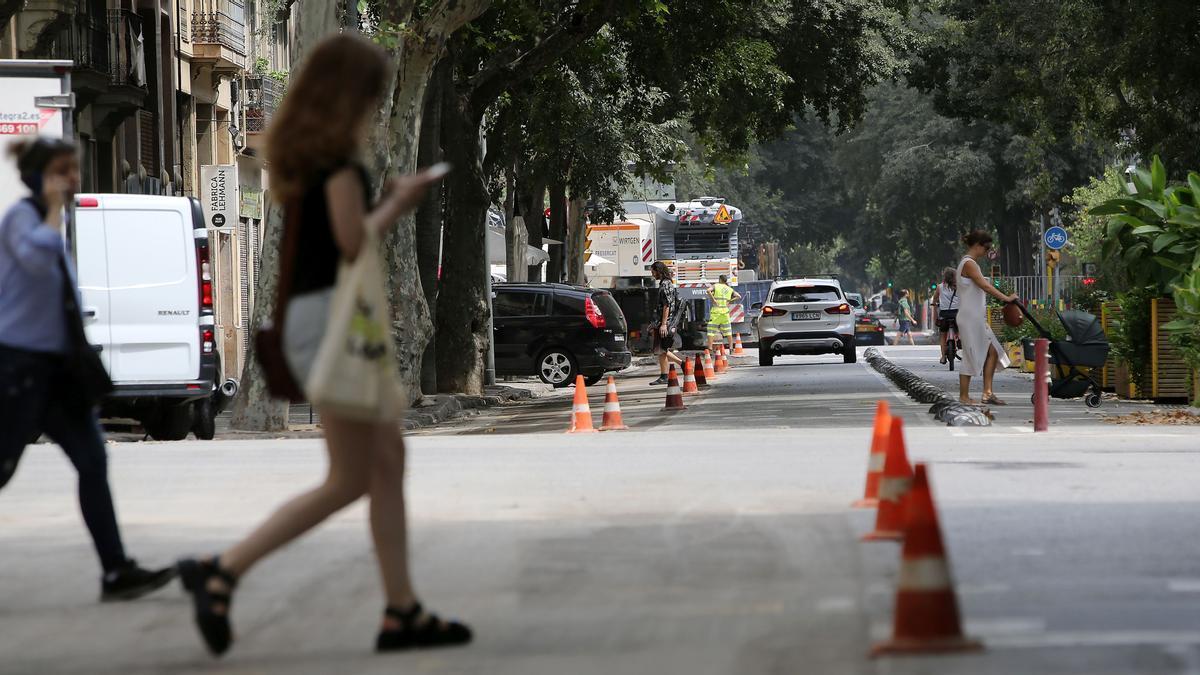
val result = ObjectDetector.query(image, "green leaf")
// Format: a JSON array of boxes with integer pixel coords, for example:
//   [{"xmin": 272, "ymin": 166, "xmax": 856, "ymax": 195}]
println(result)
[
  {"xmin": 1134, "ymin": 199, "xmax": 1169, "ymax": 219},
  {"xmin": 1162, "ymin": 318, "xmax": 1193, "ymax": 331},
  {"xmin": 1151, "ymin": 155, "xmax": 1167, "ymax": 194},
  {"xmin": 1167, "ymin": 244, "xmax": 1190, "ymax": 254},
  {"xmin": 1132, "ymin": 168, "xmax": 1154, "ymax": 195},
  {"xmin": 1153, "ymin": 255, "xmax": 1187, "ymax": 273},
  {"xmin": 1154, "ymin": 232, "xmax": 1182, "ymax": 252},
  {"xmin": 1088, "ymin": 200, "xmax": 1134, "ymax": 216},
  {"xmin": 1123, "ymin": 243, "xmax": 1148, "ymax": 262},
  {"xmin": 1131, "ymin": 224, "xmax": 1163, "ymax": 235},
  {"xmin": 1188, "ymin": 173, "xmax": 1200, "ymax": 203}
]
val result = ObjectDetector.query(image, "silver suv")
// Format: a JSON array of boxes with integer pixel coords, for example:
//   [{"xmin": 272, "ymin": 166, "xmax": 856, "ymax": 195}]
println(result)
[{"xmin": 753, "ymin": 278, "xmax": 856, "ymax": 366}]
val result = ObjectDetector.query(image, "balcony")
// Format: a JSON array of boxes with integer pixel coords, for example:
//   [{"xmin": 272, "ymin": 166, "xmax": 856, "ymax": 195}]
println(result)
[
  {"xmin": 192, "ymin": 0, "xmax": 246, "ymax": 71},
  {"xmin": 45, "ymin": 10, "xmax": 147, "ymax": 113},
  {"xmin": 244, "ymin": 74, "xmax": 284, "ymax": 134}
]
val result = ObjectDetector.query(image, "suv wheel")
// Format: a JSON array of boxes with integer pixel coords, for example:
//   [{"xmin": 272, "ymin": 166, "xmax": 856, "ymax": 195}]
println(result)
[
  {"xmin": 192, "ymin": 398, "xmax": 216, "ymax": 441},
  {"xmin": 145, "ymin": 403, "xmax": 194, "ymax": 441},
  {"xmin": 538, "ymin": 349, "xmax": 578, "ymax": 388},
  {"xmin": 759, "ymin": 346, "xmax": 774, "ymax": 366},
  {"xmin": 843, "ymin": 343, "xmax": 858, "ymax": 364}
]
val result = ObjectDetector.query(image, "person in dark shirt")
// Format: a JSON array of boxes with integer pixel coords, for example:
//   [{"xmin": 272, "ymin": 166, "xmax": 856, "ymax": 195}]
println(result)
[
  {"xmin": 649, "ymin": 261, "xmax": 685, "ymax": 385},
  {"xmin": 0, "ymin": 137, "xmax": 176, "ymax": 601},
  {"xmin": 177, "ymin": 35, "xmax": 468, "ymax": 658}
]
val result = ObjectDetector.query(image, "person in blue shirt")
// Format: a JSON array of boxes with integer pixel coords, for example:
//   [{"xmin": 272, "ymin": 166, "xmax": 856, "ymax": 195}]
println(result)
[{"xmin": 0, "ymin": 137, "xmax": 175, "ymax": 601}]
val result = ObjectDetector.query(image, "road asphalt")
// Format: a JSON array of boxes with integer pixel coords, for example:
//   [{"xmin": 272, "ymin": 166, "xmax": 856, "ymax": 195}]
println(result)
[{"xmin": 2, "ymin": 345, "xmax": 1198, "ymax": 674}]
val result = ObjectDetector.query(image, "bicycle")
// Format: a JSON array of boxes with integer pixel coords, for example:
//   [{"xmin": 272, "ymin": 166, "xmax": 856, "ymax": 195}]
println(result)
[{"xmin": 943, "ymin": 319, "xmax": 961, "ymax": 371}]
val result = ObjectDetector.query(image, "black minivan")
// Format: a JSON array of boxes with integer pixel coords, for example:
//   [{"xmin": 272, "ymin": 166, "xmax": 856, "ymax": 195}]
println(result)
[{"xmin": 492, "ymin": 283, "xmax": 632, "ymax": 387}]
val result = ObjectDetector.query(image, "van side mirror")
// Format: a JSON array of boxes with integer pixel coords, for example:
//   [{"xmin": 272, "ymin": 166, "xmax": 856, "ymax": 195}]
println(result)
[{"xmin": 751, "ymin": 302, "xmax": 763, "ymax": 310}]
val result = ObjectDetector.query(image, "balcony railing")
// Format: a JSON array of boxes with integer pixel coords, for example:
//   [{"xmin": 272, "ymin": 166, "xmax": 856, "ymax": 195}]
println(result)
[
  {"xmin": 46, "ymin": 10, "xmax": 148, "ymax": 90},
  {"xmin": 244, "ymin": 74, "xmax": 284, "ymax": 133},
  {"xmin": 192, "ymin": 0, "xmax": 246, "ymax": 56}
]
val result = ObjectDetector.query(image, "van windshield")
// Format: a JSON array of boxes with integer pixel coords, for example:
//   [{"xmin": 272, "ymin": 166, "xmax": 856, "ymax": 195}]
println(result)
[{"xmin": 771, "ymin": 285, "xmax": 841, "ymax": 303}]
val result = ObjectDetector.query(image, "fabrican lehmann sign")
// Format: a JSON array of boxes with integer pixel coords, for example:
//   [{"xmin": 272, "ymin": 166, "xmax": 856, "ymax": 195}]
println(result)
[{"xmin": 201, "ymin": 164, "xmax": 238, "ymax": 230}]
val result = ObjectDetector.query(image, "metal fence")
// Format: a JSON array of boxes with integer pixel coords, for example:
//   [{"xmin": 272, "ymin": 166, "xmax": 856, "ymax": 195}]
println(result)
[
  {"xmin": 244, "ymin": 74, "xmax": 284, "ymax": 133},
  {"xmin": 192, "ymin": 0, "xmax": 247, "ymax": 55},
  {"xmin": 999, "ymin": 275, "xmax": 1089, "ymax": 308}
]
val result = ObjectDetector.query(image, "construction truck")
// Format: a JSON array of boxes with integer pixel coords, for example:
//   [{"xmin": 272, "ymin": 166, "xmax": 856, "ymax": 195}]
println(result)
[{"xmin": 585, "ymin": 188, "xmax": 747, "ymax": 353}]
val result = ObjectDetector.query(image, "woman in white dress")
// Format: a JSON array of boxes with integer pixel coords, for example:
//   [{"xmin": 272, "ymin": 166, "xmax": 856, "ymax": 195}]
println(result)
[{"xmin": 955, "ymin": 230, "xmax": 1018, "ymax": 404}]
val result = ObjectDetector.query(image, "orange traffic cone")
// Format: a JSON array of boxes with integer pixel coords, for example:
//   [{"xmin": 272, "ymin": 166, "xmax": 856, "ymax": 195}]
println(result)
[
  {"xmin": 716, "ymin": 345, "xmax": 729, "ymax": 373},
  {"xmin": 861, "ymin": 417, "xmax": 913, "ymax": 541},
  {"xmin": 871, "ymin": 463, "xmax": 983, "ymax": 657},
  {"xmin": 853, "ymin": 401, "xmax": 892, "ymax": 508},
  {"xmin": 599, "ymin": 376, "xmax": 628, "ymax": 431},
  {"xmin": 566, "ymin": 374, "xmax": 597, "ymax": 434},
  {"xmin": 693, "ymin": 353, "xmax": 711, "ymax": 390},
  {"xmin": 703, "ymin": 349, "xmax": 718, "ymax": 381},
  {"xmin": 681, "ymin": 357, "xmax": 700, "ymax": 395},
  {"xmin": 662, "ymin": 364, "xmax": 687, "ymax": 411},
  {"xmin": 733, "ymin": 333, "xmax": 746, "ymax": 356}
]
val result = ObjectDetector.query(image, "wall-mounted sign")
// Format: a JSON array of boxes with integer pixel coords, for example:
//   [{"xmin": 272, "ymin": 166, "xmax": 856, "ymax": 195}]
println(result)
[
  {"xmin": 239, "ymin": 188, "xmax": 262, "ymax": 220},
  {"xmin": 201, "ymin": 164, "xmax": 238, "ymax": 230}
]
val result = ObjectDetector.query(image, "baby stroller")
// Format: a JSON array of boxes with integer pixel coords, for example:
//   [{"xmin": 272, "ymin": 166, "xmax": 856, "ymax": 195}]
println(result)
[{"xmin": 1016, "ymin": 303, "xmax": 1110, "ymax": 408}]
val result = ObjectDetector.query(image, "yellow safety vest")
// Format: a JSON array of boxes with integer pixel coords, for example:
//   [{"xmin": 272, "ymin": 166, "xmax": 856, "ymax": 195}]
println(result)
[{"xmin": 710, "ymin": 283, "xmax": 734, "ymax": 318}]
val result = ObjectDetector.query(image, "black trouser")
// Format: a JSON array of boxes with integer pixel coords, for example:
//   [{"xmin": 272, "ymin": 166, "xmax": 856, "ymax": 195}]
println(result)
[{"xmin": 0, "ymin": 345, "xmax": 127, "ymax": 573}]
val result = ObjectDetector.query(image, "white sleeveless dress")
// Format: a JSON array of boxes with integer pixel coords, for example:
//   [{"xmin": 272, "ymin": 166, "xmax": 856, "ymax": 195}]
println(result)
[{"xmin": 955, "ymin": 256, "xmax": 1010, "ymax": 377}]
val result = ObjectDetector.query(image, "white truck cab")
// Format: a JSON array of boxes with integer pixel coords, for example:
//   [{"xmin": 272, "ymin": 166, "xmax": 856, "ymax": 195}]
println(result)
[{"xmin": 73, "ymin": 194, "xmax": 219, "ymax": 440}]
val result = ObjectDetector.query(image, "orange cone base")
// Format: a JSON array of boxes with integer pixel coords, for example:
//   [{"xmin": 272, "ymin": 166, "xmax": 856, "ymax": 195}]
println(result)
[
  {"xmin": 861, "ymin": 528, "xmax": 904, "ymax": 542},
  {"xmin": 662, "ymin": 405, "xmax": 687, "ymax": 412},
  {"xmin": 851, "ymin": 497, "xmax": 880, "ymax": 509},
  {"xmin": 870, "ymin": 636, "xmax": 983, "ymax": 658},
  {"xmin": 567, "ymin": 426, "xmax": 599, "ymax": 434},
  {"xmin": 600, "ymin": 422, "xmax": 628, "ymax": 431}
]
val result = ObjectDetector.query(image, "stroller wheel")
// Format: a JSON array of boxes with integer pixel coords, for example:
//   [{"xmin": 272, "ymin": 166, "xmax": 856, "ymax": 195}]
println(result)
[
  {"xmin": 1031, "ymin": 394, "xmax": 1036, "ymax": 405},
  {"xmin": 1085, "ymin": 391, "xmax": 1103, "ymax": 408}
]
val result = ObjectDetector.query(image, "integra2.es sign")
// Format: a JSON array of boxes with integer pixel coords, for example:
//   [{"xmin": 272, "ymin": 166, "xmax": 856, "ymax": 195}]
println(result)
[{"xmin": 201, "ymin": 164, "xmax": 238, "ymax": 230}]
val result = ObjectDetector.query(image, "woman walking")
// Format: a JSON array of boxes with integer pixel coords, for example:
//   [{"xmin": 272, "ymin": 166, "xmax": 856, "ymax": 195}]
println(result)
[
  {"xmin": 955, "ymin": 230, "xmax": 1018, "ymax": 404},
  {"xmin": 177, "ymin": 35, "xmax": 470, "ymax": 657},
  {"xmin": 933, "ymin": 267, "xmax": 960, "ymax": 364},
  {"xmin": 649, "ymin": 261, "xmax": 685, "ymax": 385},
  {"xmin": 0, "ymin": 138, "xmax": 176, "ymax": 601}
]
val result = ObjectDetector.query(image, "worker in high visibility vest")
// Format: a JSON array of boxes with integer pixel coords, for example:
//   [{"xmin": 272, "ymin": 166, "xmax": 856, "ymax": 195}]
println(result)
[{"xmin": 706, "ymin": 274, "xmax": 742, "ymax": 353}]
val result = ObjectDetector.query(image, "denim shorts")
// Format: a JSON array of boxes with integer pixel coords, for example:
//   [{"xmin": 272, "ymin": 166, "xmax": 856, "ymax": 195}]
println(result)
[{"xmin": 898, "ymin": 319, "xmax": 912, "ymax": 334}]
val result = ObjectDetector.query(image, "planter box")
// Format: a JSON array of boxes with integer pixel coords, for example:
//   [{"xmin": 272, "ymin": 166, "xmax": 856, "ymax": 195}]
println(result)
[
  {"xmin": 1150, "ymin": 298, "xmax": 1198, "ymax": 401},
  {"xmin": 1114, "ymin": 362, "xmax": 1147, "ymax": 400},
  {"xmin": 1099, "ymin": 301, "xmax": 1121, "ymax": 391}
]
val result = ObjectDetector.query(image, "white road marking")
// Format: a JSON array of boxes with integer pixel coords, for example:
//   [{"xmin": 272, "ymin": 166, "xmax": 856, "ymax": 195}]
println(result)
[
  {"xmin": 986, "ymin": 630, "xmax": 1200, "ymax": 649},
  {"xmin": 816, "ymin": 596, "xmax": 856, "ymax": 613},
  {"xmin": 964, "ymin": 617, "xmax": 1047, "ymax": 635},
  {"xmin": 1010, "ymin": 426, "xmax": 1035, "ymax": 433},
  {"xmin": 1168, "ymin": 579, "xmax": 1200, "ymax": 593}
]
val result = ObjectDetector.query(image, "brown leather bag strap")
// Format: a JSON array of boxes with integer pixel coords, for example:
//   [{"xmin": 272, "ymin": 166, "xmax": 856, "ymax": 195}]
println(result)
[{"xmin": 272, "ymin": 198, "xmax": 300, "ymax": 325}]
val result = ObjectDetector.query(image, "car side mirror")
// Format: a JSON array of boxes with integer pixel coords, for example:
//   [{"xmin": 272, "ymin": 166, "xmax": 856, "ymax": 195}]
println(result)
[{"xmin": 751, "ymin": 302, "xmax": 763, "ymax": 310}]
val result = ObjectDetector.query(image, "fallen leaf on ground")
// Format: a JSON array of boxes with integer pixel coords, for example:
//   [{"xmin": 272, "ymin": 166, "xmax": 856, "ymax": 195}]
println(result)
[{"xmin": 1104, "ymin": 410, "xmax": 1200, "ymax": 425}]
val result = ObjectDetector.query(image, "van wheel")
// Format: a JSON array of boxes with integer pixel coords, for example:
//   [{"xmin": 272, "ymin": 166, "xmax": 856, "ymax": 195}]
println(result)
[
  {"xmin": 192, "ymin": 398, "xmax": 216, "ymax": 441},
  {"xmin": 843, "ymin": 344, "xmax": 858, "ymax": 364},
  {"xmin": 146, "ymin": 404, "xmax": 194, "ymax": 441},
  {"xmin": 538, "ymin": 349, "xmax": 578, "ymax": 388}
]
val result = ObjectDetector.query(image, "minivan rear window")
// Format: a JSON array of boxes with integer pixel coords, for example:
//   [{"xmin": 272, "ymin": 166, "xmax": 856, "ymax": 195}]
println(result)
[
  {"xmin": 494, "ymin": 291, "xmax": 548, "ymax": 317},
  {"xmin": 591, "ymin": 292, "xmax": 624, "ymax": 322},
  {"xmin": 771, "ymin": 285, "xmax": 841, "ymax": 303}
]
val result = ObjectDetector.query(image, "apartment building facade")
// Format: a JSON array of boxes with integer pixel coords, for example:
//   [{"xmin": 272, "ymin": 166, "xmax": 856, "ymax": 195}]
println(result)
[{"xmin": 2, "ymin": 0, "xmax": 292, "ymax": 381}]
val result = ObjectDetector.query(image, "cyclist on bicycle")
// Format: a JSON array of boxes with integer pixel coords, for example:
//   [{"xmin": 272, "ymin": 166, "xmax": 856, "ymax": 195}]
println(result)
[{"xmin": 933, "ymin": 267, "xmax": 960, "ymax": 364}]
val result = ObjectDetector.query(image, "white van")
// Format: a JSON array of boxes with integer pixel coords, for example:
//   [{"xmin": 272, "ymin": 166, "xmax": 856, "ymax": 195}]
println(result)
[{"xmin": 73, "ymin": 194, "xmax": 219, "ymax": 440}]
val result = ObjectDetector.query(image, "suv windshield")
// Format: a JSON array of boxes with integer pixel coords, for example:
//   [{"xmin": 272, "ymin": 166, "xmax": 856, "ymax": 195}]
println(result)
[{"xmin": 771, "ymin": 285, "xmax": 842, "ymax": 303}]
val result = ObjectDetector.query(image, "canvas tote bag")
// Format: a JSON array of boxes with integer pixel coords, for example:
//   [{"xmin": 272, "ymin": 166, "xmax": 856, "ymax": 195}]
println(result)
[{"xmin": 306, "ymin": 229, "xmax": 404, "ymax": 422}]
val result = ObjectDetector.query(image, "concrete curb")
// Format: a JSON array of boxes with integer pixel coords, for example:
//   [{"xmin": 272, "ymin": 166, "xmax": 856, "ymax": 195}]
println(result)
[{"xmin": 863, "ymin": 348, "xmax": 991, "ymax": 427}]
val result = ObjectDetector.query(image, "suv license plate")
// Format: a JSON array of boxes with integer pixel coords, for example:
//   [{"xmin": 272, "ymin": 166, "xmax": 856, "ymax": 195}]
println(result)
[
  {"xmin": 792, "ymin": 311, "xmax": 821, "ymax": 321},
  {"xmin": 614, "ymin": 334, "xmax": 625, "ymax": 342}
]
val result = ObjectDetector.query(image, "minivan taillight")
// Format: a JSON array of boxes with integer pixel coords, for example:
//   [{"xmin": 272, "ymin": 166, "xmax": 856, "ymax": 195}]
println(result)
[
  {"xmin": 825, "ymin": 303, "xmax": 851, "ymax": 315},
  {"xmin": 201, "ymin": 327, "xmax": 215, "ymax": 354},
  {"xmin": 761, "ymin": 306, "xmax": 787, "ymax": 317},
  {"xmin": 585, "ymin": 296, "xmax": 606, "ymax": 329},
  {"xmin": 197, "ymin": 240, "xmax": 213, "ymax": 312}
]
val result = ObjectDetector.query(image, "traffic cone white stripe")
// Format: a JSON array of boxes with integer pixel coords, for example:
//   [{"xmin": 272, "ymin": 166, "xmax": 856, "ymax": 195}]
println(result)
[
  {"xmin": 878, "ymin": 475, "xmax": 912, "ymax": 501},
  {"xmin": 897, "ymin": 557, "xmax": 954, "ymax": 592},
  {"xmin": 868, "ymin": 453, "xmax": 887, "ymax": 472},
  {"xmin": 604, "ymin": 403, "xmax": 621, "ymax": 413},
  {"xmin": 573, "ymin": 404, "xmax": 591, "ymax": 414}
]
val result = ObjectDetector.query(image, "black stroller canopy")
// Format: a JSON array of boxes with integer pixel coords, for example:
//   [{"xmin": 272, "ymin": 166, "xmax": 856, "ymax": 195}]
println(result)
[{"xmin": 1059, "ymin": 310, "xmax": 1107, "ymax": 345}]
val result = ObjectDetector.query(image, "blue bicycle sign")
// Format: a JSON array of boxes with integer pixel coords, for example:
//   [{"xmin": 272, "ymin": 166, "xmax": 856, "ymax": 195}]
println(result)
[{"xmin": 1044, "ymin": 226, "xmax": 1069, "ymax": 250}]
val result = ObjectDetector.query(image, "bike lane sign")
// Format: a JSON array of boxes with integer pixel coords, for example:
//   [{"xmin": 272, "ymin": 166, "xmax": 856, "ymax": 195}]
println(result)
[{"xmin": 1044, "ymin": 226, "xmax": 1069, "ymax": 250}]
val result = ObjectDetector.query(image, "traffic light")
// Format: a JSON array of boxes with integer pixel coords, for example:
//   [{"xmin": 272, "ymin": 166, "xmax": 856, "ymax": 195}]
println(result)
[
  {"xmin": 1082, "ymin": 277, "xmax": 1097, "ymax": 286},
  {"xmin": 887, "ymin": 280, "xmax": 893, "ymax": 289}
]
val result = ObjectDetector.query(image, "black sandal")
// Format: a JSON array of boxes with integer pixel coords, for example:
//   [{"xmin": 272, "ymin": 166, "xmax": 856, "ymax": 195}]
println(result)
[
  {"xmin": 178, "ymin": 556, "xmax": 237, "ymax": 657},
  {"xmin": 376, "ymin": 602, "xmax": 472, "ymax": 652}
]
